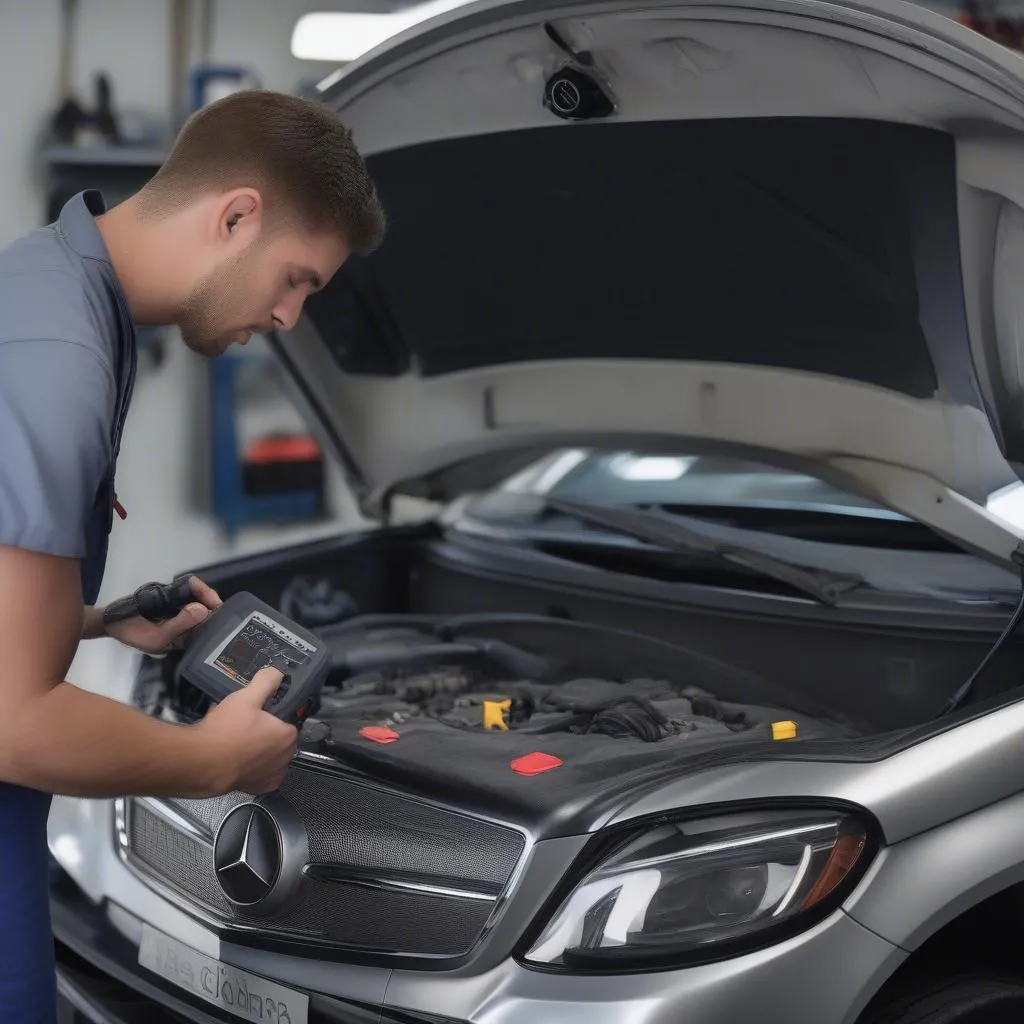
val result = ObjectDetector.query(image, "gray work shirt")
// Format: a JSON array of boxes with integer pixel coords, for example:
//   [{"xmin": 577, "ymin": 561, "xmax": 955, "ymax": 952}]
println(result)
[
  {"xmin": 0, "ymin": 190, "xmax": 137, "ymax": 1019},
  {"xmin": 0, "ymin": 189, "xmax": 137, "ymax": 604}
]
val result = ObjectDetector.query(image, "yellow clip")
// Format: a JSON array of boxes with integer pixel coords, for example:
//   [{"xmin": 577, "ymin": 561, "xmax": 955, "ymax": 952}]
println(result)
[
  {"xmin": 771, "ymin": 720, "xmax": 798, "ymax": 741},
  {"xmin": 483, "ymin": 699, "xmax": 512, "ymax": 731}
]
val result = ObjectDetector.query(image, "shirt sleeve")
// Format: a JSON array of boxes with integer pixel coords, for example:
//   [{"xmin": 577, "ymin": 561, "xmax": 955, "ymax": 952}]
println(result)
[{"xmin": 0, "ymin": 338, "xmax": 115, "ymax": 559}]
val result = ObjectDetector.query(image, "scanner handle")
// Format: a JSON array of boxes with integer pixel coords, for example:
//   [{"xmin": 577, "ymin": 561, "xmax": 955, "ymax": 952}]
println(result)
[{"xmin": 103, "ymin": 574, "xmax": 196, "ymax": 625}]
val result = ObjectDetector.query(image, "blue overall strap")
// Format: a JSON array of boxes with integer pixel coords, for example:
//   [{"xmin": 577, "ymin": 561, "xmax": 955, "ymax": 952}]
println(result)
[
  {"xmin": 0, "ymin": 783, "xmax": 55, "ymax": 1022},
  {"xmin": 81, "ymin": 224, "xmax": 138, "ymax": 607}
]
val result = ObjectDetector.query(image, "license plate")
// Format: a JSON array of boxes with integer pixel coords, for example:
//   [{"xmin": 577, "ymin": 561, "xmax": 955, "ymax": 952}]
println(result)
[{"xmin": 138, "ymin": 923, "xmax": 309, "ymax": 1024}]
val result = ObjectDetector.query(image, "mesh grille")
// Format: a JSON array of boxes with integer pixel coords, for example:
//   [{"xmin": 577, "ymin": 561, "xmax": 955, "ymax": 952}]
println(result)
[
  {"xmin": 283, "ymin": 879, "xmax": 492, "ymax": 954},
  {"xmin": 124, "ymin": 763, "xmax": 526, "ymax": 957},
  {"xmin": 170, "ymin": 792, "xmax": 250, "ymax": 835},
  {"xmin": 277, "ymin": 770, "xmax": 520, "ymax": 888},
  {"xmin": 128, "ymin": 804, "xmax": 230, "ymax": 914}
]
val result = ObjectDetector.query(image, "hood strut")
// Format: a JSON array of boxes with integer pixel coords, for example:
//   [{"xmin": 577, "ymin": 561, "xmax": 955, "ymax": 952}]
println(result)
[{"xmin": 940, "ymin": 546, "xmax": 1024, "ymax": 717}]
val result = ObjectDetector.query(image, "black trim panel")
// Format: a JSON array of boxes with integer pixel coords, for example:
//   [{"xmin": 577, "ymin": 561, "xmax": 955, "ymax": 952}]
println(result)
[{"xmin": 310, "ymin": 119, "xmax": 953, "ymax": 402}]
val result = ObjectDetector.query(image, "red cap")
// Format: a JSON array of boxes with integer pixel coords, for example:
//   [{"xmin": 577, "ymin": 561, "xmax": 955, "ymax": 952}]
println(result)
[
  {"xmin": 359, "ymin": 726, "xmax": 400, "ymax": 744},
  {"xmin": 511, "ymin": 752, "xmax": 563, "ymax": 776}
]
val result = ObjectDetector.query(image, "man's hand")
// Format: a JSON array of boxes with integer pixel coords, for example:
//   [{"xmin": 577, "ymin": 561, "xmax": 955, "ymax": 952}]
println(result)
[
  {"xmin": 0, "ymin": 543, "xmax": 297, "ymax": 799},
  {"xmin": 92, "ymin": 575, "xmax": 223, "ymax": 654},
  {"xmin": 195, "ymin": 667, "xmax": 299, "ymax": 794}
]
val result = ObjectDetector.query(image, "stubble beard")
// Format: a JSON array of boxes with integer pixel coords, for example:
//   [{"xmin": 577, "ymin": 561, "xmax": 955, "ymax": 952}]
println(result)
[{"xmin": 178, "ymin": 248, "xmax": 258, "ymax": 357}]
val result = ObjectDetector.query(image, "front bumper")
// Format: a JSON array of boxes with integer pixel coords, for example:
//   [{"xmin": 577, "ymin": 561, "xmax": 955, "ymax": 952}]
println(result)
[
  {"xmin": 50, "ymin": 866, "xmax": 906, "ymax": 1024},
  {"xmin": 50, "ymin": 874, "xmax": 390, "ymax": 1024}
]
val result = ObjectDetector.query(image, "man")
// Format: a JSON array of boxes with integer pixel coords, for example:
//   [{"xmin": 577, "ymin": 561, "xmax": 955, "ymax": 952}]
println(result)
[{"xmin": 0, "ymin": 90, "xmax": 385, "ymax": 1020}]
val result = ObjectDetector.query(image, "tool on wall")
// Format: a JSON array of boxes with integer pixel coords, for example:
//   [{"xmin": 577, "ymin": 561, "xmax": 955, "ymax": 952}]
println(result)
[
  {"xmin": 51, "ymin": 0, "xmax": 87, "ymax": 143},
  {"xmin": 50, "ymin": 0, "xmax": 122, "ymax": 146},
  {"xmin": 170, "ymin": 0, "xmax": 191, "ymax": 128}
]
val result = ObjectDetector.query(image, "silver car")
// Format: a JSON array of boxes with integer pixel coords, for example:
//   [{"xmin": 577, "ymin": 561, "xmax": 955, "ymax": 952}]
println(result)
[{"xmin": 48, "ymin": 1, "xmax": 1024, "ymax": 1022}]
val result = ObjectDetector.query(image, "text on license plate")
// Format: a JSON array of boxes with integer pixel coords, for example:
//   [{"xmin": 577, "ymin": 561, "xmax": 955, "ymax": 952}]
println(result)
[{"xmin": 138, "ymin": 923, "xmax": 309, "ymax": 1024}]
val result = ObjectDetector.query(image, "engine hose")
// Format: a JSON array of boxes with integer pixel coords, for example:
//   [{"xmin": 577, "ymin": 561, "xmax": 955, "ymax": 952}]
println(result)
[
  {"xmin": 333, "ymin": 638, "xmax": 553, "ymax": 682},
  {"xmin": 325, "ymin": 614, "xmax": 443, "ymax": 636},
  {"xmin": 453, "ymin": 636, "xmax": 554, "ymax": 681},
  {"xmin": 433, "ymin": 612, "xmax": 565, "ymax": 639}
]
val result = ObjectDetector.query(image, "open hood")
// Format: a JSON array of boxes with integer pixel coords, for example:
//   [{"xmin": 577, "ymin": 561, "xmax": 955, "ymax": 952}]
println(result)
[{"xmin": 275, "ymin": 0, "xmax": 1024, "ymax": 565}]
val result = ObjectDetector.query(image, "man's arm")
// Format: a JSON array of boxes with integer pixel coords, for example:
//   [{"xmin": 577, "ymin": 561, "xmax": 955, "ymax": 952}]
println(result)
[
  {"xmin": 0, "ymin": 544, "xmax": 216, "ymax": 797},
  {"xmin": 81, "ymin": 605, "xmax": 106, "ymax": 640},
  {"xmin": 0, "ymin": 543, "xmax": 297, "ymax": 799},
  {"xmin": 0, "ymin": 339, "xmax": 297, "ymax": 799}
]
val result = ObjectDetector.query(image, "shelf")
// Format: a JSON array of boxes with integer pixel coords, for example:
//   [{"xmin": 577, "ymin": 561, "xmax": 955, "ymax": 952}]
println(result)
[
  {"xmin": 43, "ymin": 145, "xmax": 168, "ymax": 168},
  {"xmin": 41, "ymin": 143, "xmax": 169, "ymax": 222},
  {"xmin": 208, "ymin": 352, "xmax": 326, "ymax": 537}
]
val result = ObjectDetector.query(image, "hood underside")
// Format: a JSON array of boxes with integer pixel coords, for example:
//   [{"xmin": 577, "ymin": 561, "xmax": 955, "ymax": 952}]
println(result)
[{"xmin": 274, "ymin": 0, "xmax": 1024, "ymax": 565}]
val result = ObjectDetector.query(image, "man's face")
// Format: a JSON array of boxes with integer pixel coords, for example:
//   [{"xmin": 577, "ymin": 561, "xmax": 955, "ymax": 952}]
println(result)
[{"xmin": 178, "ymin": 227, "xmax": 348, "ymax": 357}]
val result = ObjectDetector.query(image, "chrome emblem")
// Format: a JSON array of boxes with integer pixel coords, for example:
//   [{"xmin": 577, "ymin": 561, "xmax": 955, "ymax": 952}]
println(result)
[{"xmin": 213, "ymin": 795, "xmax": 307, "ymax": 915}]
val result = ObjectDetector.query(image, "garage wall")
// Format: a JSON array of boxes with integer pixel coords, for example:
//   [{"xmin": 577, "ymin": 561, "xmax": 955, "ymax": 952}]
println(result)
[{"xmin": 0, "ymin": 0, "xmax": 349, "ymax": 246}]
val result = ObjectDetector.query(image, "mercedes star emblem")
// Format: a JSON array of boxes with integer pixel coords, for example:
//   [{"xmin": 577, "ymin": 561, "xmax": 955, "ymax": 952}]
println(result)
[
  {"xmin": 213, "ymin": 796, "xmax": 308, "ymax": 914},
  {"xmin": 214, "ymin": 803, "xmax": 280, "ymax": 905}
]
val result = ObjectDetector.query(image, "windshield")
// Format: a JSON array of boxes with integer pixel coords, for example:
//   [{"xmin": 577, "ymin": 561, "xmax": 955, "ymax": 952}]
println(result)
[
  {"xmin": 465, "ymin": 447, "xmax": 1024, "ymax": 551},
  {"xmin": 454, "ymin": 448, "xmax": 1024, "ymax": 599},
  {"xmin": 494, "ymin": 449, "xmax": 899, "ymax": 518},
  {"xmin": 489, "ymin": 449, "xmax": 1024, "ymax": 523}
]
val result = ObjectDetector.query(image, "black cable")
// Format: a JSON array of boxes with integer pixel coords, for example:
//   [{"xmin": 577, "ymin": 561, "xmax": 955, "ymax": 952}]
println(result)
[
  {"xmin": 939, "ymin": 551, "xmax": 1024, "ymax": 718},
  {"xmin": 553, "ymin": 695, "xmax": 673, "ymax": 741},
  {"xmin": 586, "ymin": 701, "xmax": 667, "ymax": 742}
]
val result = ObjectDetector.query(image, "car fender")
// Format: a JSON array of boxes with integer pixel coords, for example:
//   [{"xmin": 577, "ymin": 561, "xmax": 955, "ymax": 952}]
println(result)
[{"xmin": 842, "ymin": 786, "xmax": 1024, "ymax": 952}]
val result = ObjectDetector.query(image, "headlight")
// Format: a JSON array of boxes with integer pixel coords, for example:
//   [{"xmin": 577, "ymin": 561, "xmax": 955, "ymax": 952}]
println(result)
[{"xmin": 522, "ymin": 807, "xmax": 875, "ymax": 971}]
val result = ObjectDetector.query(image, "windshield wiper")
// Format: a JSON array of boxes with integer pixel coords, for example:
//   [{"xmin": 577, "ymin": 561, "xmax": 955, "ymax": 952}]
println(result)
[{"xmin": 541, "ymin": 498, "xmax": 864, "ymax": 607}]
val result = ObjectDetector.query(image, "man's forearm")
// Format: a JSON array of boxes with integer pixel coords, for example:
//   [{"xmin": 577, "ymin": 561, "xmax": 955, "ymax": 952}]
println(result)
[
  {"xmin": 0, "ymin": 682, "xmax": 225, "ymax": 799},
  {"xmin": 81, "ymin": 605, "xmax": 106, "ymax": 640}
]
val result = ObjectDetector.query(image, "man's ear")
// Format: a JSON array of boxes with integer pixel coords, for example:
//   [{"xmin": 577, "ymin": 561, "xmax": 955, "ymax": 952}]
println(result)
[{"xmin": 217, "ymin": 189, "xmax": 262, "ymax": 242}]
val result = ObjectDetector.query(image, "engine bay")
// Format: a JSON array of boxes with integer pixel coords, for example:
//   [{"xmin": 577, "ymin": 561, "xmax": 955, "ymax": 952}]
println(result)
[
  {"xmin": 146, "ymin": 606, "xmax": 863, "ymax": 815},
  {"xmin": 308, "ymin": 613, "xmax": 855, "ymax": 743},
  {"xmin": 123, "ymin": 515, "xmax": 1024, "ymax": 821}
]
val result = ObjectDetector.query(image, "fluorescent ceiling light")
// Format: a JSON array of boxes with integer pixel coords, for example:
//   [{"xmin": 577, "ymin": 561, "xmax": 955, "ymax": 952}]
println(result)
[{"xmin": 292, "ymin": 2, "xmax": 470, "ymax": 63}]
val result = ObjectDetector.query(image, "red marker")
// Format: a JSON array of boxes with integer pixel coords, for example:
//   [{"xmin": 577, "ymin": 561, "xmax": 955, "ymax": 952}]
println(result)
[
  {"xmin": 360, "ymin": 725, "xmax": 400, "ymax": 744},
  {"xmin": 511, "ymin": 752, "xmax": 563, "ymax": 776}
]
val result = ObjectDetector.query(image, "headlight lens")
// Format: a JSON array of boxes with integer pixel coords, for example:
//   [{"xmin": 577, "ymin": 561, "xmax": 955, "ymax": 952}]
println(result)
[{"xmin": 523, "ymin": 808, "xmax": 873, "ymax": 970}]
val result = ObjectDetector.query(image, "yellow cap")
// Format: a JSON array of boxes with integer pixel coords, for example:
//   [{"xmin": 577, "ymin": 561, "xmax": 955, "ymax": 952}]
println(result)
[
  {"xmin": 483, "ymin": 700, "xmax": 512, "ymax": 731},
  {"xmin": 771, "ymin": 720, "xmax": 798, "ymax": 740}
]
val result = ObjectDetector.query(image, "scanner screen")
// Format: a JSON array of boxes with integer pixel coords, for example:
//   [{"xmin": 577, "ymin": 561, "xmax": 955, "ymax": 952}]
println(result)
[{"xmin": 209, "ymin": 611, "xmax": 314, "ymax": 685}]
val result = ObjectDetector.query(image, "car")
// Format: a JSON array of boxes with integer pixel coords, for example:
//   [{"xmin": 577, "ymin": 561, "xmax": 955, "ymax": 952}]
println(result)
[{"xmin": 46, "ymin": 0, "xmax": 1024, "ymax": 1021}]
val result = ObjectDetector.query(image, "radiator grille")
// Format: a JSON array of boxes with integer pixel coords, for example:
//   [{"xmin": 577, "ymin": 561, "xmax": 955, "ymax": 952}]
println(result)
[
  {"xmin": 128, "ymin": 804, "xmax": 230, "ymax": 914},
  {"xmin": 121, "ymin": 762, "xmax": 526, "ymax": 957}
]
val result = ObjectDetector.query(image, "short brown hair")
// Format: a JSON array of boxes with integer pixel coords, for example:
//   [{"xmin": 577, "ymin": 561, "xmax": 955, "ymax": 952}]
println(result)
[{"xmin": 138, "ymin": 90, "xmax": 385, "ymax": 253}]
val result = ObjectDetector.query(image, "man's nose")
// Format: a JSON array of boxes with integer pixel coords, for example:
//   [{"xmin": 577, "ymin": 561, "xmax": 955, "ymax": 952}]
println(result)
[{"xmin": 272, "ymin": 295, "xmax": 306, "ymax": 333}]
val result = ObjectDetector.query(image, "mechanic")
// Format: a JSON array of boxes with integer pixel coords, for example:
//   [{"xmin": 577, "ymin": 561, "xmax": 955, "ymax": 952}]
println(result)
[{"xmin": 0, "ymin": 90, "xmax": 385, "ymax": 1022}]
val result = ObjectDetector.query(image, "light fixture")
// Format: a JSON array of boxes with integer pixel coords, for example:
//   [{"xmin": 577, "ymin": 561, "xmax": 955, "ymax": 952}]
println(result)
[{"xmin": 291, "ymin": 1, "xmax": 471, "ymax": 64}]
